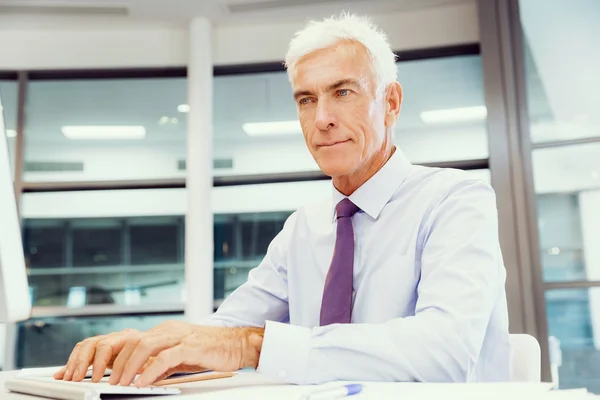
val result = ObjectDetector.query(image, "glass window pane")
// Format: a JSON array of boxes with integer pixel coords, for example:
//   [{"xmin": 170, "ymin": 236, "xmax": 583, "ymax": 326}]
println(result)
[
  {"xmin": 545, "ymin": 289, "xmax": 600, "ymax": 393},
  {"xmin": 0, "ymin": 80, "xmax": 19, "ymax": 178},
  {"xmin": 521, "ymin": 0, "xmax": 600, "ymax": 143},
  {"xmin": 72, "ymin": 220, "xmax": 123, "ymax": 267},
  {"xmin": 240, "ymin": 212, "xmax": 289, "ymax": 259},
  {"xmin": 533, "ymin": 143, "xmax": 600, "ymax": 282},
  {"xmin": 213, "ymin": 55, "xmax": 488, "ymax": 176},
  {"xmin": 214, "ymin": 215, "xmax": 236, "ymax": 261},
  {"xmin": 130, "ymin": 217, "xmax": 181, "ymax": 265},
  {"xmin": 21, "ymin": 189, "xmax": 186, "ymax": 308},
  {"xmin": 23, "ymin": 78, "xmax": 187, "ymax": 182},
  {"xmin": 23, "ymin": 220, "xmax": 67, "ymax": 269},
  {"xmin": 395, "ymin": 55, "xmax": 488, "ymax": 163},
  {"xmin": 15, "ymin": 314, "xmax": 183, "ymax": 368}
]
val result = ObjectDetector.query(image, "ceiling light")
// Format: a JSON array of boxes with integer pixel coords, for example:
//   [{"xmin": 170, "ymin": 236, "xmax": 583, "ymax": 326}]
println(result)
[
  {"xmin": 159, "ymin": 116, "xmax": 170, "ymax": 126},
  {"xmin": 6, "ymin": 129, "xmax": 17, "ymax": 138},
  {"xmin": 61, "ymin": 126, "xmax": 146, "ymax": 140},
  {"xmin": 420, "ymin": 106, "xmax": 487, "ymax": 124},
  {"xmin": 170, "ymin": 117, "xmax": 179, "ymax": 124},
  {"xmin": 177, "ymin": 104, "xmax": 190, "ymax": 113},
  {"xmin": 242, "ymin": 120, "xmax": 302, "ymax": 137},
  {"xmin": 548, "ymin": 247, "xmax": 561, "ymax": 256}
]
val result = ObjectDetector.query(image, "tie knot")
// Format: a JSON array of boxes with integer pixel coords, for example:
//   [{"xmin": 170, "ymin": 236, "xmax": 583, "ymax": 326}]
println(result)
[{"xmin": 336, "ymin": 198, "xmax": 360, "ymax": 219}]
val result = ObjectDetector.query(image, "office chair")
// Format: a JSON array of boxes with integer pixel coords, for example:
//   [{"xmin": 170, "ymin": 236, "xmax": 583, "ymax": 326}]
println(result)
[{"xmin": 510, "ymin": 333, "xmax": 541, "ymax": 382}]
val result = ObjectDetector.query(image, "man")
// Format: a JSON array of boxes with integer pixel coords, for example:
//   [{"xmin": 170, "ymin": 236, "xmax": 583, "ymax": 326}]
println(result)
[{"xmin": 55, "ymin": 13, "xmax": 511, "ymax": 386}]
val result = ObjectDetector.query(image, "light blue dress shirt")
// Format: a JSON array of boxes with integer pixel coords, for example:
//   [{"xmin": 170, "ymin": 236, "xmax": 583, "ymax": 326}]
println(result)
[{"xmin": 203, "ymin": 148, "xmax": 512, "ymax": 384}]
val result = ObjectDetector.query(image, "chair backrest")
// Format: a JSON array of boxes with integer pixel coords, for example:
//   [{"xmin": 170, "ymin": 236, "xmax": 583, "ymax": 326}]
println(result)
[{"xmin": 510, "ymin": 334, "xmax": 541, "ymax": 382}]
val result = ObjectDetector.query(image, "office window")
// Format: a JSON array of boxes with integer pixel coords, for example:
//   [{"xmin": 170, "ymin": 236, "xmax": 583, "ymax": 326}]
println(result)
[
  {"xmin": 214, "ymin": 215, "xmax": 236, "ymax": 261},
  {"xmin": 212, "ymin": 55, "xmax": 488, "ymax": 176},
  {"xmin": 533, "ymin": 143, "xmax": 600, "ymax": 284},
  {"xmin": 545, "ymin": 289, "xmax": 600, "ymax": 393},
  {"xmin": 21, "ymin": 189, "xmax": 186, "ymax": 308},
  {"xmin": 0, "ymin": 80, "xmax": 18, "ymax": 178},
  {"xmin": 240, "ymin": 213, "xmax": 289, "ymax": 259},
  {"xmin": 130, "ymin": 217, "xmax": 181, "ymax": 265},
  {"xmin": 16, "ymin": 313, "xmax": 184, "ymax": 368},
  {"xmin": 22, "ymin": 78, "xmax": 187, "ymax": 182},
  {"xmin": 72, "ymin": 219, "xmax": 123, "ymax": 267},
  {"xmin": 520, "ymin": 0, "xmax": 600, "ymax": 392},
  {"xmin": 521, "ymin": 0, "xmax": 600, "ymax": 144},
  {"xmin": 22, "ymin": 220, "xmax": 67, "ymax": 269}
]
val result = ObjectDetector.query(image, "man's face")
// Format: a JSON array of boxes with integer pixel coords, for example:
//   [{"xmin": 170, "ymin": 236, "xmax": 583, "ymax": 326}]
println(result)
[{"xmin": 292, "ymin": 41, "xmax": 392, "ymax": 178}]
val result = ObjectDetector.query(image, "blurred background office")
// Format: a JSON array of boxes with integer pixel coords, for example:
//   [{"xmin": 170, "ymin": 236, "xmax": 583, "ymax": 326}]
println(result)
[{"xmin": 0, "ymin": 0, "xmax": 599, "ymax": 393}]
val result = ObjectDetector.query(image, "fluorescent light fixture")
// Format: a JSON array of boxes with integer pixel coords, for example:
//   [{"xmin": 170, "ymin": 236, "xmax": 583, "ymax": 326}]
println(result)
[
  {"xmin": 242, "ymin": 120, "xmax": 302, "ymax": 137},
  {"xmin": 6, "ymin": 129, "xmax": 17, "ymax": 138},
  {"xmin": 420, "ymin": 106, "xmax": 487, "ymax": 124},
  {"xmin": 61, "ymin": 126, "xmax": 146, "ymax": 140},
  {"xmin": 177, "ymin": 104, "xmax": 190, "ymax": 113}
]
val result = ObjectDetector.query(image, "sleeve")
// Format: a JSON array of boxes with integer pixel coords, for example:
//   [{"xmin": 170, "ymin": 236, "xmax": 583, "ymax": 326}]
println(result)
[
  {"xmin": 196, "ymin": 212, "xmax": 297, "ymax": 328},
  {"xmin": 257, "ymin": 180, "xmax": 505, "ymax": 384}
]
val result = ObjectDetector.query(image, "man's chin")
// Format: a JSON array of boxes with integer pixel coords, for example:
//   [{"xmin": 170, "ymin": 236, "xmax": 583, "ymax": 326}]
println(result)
[{"xmin": 317, "ymin": 163, "xmax": 356, "ymax": 178}]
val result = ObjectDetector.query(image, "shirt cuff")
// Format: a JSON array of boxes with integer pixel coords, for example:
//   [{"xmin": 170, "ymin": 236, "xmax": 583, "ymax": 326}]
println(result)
[{"xmin": 257, "ymin": 321, "xmax": 311, "ymax": 384}]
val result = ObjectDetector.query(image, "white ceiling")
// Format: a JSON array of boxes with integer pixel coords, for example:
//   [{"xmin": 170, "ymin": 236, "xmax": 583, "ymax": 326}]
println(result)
[{"xmin": 0, "ymin": 0, "xmax": 471, "ymax": 23}]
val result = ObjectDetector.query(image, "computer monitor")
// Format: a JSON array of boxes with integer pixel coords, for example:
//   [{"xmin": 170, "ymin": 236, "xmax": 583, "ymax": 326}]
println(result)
[{"xmin": 0, "ymin": 90, "xmax": 31, "ymax": 322}]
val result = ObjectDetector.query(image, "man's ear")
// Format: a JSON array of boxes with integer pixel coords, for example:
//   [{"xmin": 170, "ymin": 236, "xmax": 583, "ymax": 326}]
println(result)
[{"xmin": 384, "ymin": 82, "xmax": 402, "ymax": 129}]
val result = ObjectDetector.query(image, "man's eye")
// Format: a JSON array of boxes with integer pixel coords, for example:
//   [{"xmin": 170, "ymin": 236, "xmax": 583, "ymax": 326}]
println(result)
[
  {"xmin": 338, "ymin": 89, "xmax": 350, "ymax": 97},
  {"xmin": 299, "ymin": 98, "xmax": 312, "ymax": 105}
]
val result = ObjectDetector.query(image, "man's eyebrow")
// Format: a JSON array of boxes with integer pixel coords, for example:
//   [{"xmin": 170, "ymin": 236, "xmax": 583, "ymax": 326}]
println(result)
[
  {"xmin": 293, "ymin": 79, "xmax": 362, "ymax": 100},
  {"xmin": 326, "ymin": 79, "xmax": 361, "ymax": 92},
  {"xmin": 293, "ymin": 89, "xmax": 314, "ymax": 100}
]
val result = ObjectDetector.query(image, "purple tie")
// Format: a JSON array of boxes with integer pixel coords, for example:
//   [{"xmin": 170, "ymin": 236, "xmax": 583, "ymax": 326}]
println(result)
[{"xmin": 320, "ymin": 198, "xmax": 361, "ymax": 326}]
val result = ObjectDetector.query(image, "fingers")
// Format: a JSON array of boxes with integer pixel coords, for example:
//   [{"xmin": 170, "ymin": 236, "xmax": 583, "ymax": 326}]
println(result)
[
  {"xmin": 91, "ymin": 340, "xmax": 116, "ymax": 383},
  {"xmin": 72, "ymin": 340, "xmax": 98, "ymax": 381},
  {"xmin": 53, "ymin": 366, "xmax": 66, "ymax": 380},
  {"xmin": 58, "ymin": 330, "xmax": 137, "ymax": 383},
  {"xmin": 91, "ymin": 332, "xmax": 134, "ymax": 382},
  {"xmin": 62, "ymin": 342, "xmax": 83, "ymax": 381},
  {"xmin": 109, "ymin": 338, "xmax": 140, "ymax": 385},
  {"xmin": 117, "ymin": 335, "xmax": 180, "ymax": 386},
  {"xmin": 135, "ymin": 345, "xmax": 185, "ymax": 387}
]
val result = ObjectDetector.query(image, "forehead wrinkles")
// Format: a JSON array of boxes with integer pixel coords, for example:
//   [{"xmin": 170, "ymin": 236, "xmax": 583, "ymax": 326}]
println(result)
[{"xmin": 292, "ymin": 41, "xmax": 377, "ymax": 91}]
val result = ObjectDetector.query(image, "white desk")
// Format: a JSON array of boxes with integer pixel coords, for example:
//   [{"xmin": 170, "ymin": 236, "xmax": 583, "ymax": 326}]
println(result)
[
  {"xmin": 0, "ymin": 369, "xmax": 302, "ymax": 400},
  {"xmin": 0, "ymin": 369, "xmax": 567, "ymax": 400}
]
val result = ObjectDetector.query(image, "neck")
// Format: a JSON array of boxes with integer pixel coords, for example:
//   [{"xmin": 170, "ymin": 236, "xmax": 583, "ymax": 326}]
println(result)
[{"xmin": 333, "ymin": 144, "xmax": 396, "ymax": 196}]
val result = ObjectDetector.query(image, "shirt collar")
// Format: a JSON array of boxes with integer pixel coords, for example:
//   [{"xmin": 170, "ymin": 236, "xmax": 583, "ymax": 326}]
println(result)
[{"xmin": 331, "ymin": 147, "xmax": 412, "ymax": 221}]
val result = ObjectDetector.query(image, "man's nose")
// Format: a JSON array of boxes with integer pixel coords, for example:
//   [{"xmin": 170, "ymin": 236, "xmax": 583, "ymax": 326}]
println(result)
[{"xmin": 315, "ymin": 100, "xmax": 337, "ymax": 131}]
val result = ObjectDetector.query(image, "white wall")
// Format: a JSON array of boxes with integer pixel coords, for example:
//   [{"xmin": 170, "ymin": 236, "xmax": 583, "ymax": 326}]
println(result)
[{"xmin": 0, "ymin": 2, "xmax": 479, "ymax": 70}]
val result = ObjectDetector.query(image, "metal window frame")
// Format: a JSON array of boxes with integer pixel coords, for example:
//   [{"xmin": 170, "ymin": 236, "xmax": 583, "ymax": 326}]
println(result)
[{"xmin": 478, "ymin": 0, "xmax": 544, "ymax": 347}]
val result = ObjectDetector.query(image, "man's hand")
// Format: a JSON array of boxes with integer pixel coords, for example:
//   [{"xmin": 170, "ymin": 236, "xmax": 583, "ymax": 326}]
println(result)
[{"xmin": 52, "ymin": 320, "xmax": 264, "ymax": 387}]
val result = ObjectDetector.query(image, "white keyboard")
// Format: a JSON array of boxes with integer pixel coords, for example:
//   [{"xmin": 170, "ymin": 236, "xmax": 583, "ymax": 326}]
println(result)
[{"xmin": 5, "ymin": 376, "xmax": 181, "ymax": 399}]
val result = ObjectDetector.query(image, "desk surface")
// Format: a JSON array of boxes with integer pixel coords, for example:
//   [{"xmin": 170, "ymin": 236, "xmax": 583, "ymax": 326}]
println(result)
[
  {"xmin": 0, "ymin": 368, "xmax": 562, "ymax": 400},
  {"xmin": 0, "ymin": 369, "xmax": 300, "ymax": 400}
]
